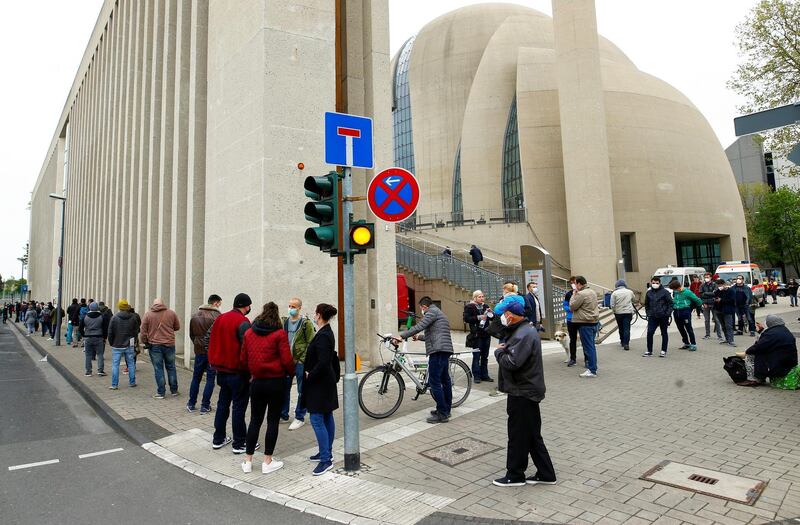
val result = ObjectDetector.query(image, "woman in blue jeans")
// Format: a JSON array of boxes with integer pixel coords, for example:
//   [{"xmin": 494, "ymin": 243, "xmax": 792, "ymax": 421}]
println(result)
[{"xmin": 302, "ymin": 303, "xmax": 339, "ymax": 476}]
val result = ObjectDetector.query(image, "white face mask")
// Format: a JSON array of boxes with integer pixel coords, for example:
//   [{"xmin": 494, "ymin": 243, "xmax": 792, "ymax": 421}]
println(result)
[
  {"xmin": 651, "ymin": 283, "xmax": 661, "ymax": 289},
  {"xmin": 704, "ymin": 278, "xmax": 711, "ymax": 283},
  {"xmin": 500, "ymin": 313, "xmax": 509, "ymax": 326},
  {"xmin": 570, "ymin": 283, "xmax": 577, "ymax": 290},
  {"xmin": 530, "ymin": 288, "xmax": 538, "ymax": 294}
]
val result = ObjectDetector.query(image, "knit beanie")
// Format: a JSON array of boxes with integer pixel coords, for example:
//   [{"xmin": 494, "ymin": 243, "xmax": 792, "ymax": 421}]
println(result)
[
  {"xmin": 615, "ymin": 279, "xmax": 626, "ymax": 288},
  {"xmin": 89, "ymin": 302, "xmax": 99, "ymax": 311},
  {"xmin": 765, "ymin": 315, "xmax": 785, "ymax": 328},
  {"xmin": 118, "ymin": 299, "xmax": 130, "ymax": 311},
  {"xmin": 233, "ymin": 293, "xmax": 252, "ymax": 308}
]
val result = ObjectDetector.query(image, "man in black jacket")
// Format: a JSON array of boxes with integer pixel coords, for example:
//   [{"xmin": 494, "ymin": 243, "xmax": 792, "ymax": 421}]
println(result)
[
  {"xmin": 699, "ymin": 273, "xmax": 720, "ymax": 340},
  {"xmin": 643, "ymin": 278, "xmax": 673, "ymax": 358},
  {"xmin": 739, "ymin": 315, "xmax": 798, "ymax": 386},
  {"xmin": 66, "ymin": 298, "xmax": 80, "ymax": 345},
  {"xmin": 492, "ymin": 300, "xmax": 556, "ymax": 487},
  {"xmin": 108, "ymin": 300, "xmax": 140, "ymax": 389},
  {"xmin": 80, "ymin": 302, "xmax": 108, "ymax": 376}
]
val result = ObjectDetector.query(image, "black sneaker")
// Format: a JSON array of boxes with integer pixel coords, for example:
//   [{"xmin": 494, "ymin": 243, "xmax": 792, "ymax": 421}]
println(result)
[
  {"xmin": 426, "ymin": 412, "xmax": 449, "ymax": 424},
  {"xmin": 84, "ymin": 371, "xmax": 92, "ymax": 376},
  {"xmin": 526, "ymin": 475, "xmax": 557, "ymax": 485},
  {"xmin": 97, "ymin": 371, "xmax": 106, "ymax": 376},
  {"xmin": 212, "ymin": 436, "xmax": 232, "ymax": 450},
  {"xmin": 493, "ymin": 476, "xmax": 525, "ymax": 487},
  {"xmin": 679, "ymin": 345, "xmax": 690, "ymax": 350},
  {"xmin": 641, "ymin": 352, "xmax": 652, "ymax": 357},
  {"xmin": 481, "ymin": 377, "xmax": 494, "ymax": 382},
  {"xmin": 232, "ymin": 442, "xmax": 259, "ymax": 454},
  {"xmin": 623, "ymin": 345, "xmax": 629, "ymax": 351}
]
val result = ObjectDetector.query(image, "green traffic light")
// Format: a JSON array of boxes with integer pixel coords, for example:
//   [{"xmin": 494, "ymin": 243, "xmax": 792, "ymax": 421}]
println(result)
[
  {"xmin": 303, "ymin": 171, "xmax": 341, "ymax": 254},
  {"xmin": 304, "ymin": 202, "xmax": 335, "ymax": 224}
]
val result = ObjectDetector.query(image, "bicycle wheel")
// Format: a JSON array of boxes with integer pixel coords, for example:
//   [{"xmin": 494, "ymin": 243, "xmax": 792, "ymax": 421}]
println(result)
[
  {"xmin": 449, "ymin": 357, "xmax": 472, "ymax": 408},
  {"xmin": 358, "ymin": 366, "xmax": 405, "ymax": 419}
]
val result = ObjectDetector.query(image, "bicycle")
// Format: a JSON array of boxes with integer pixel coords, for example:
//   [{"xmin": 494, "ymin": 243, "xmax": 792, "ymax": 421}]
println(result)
[
  {"xmin": 358, "ymin": 334, "xmax": 472, "ymax": 419},
  {"xmin": 631, "ymin": 303, "xmax": 648, "ymax": 324}
]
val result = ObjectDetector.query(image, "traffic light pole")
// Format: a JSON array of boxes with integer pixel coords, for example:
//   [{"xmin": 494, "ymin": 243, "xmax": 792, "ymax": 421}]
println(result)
[{"xmin": 341, "ymin": 166, "xmax": 360, "ymax": 471}]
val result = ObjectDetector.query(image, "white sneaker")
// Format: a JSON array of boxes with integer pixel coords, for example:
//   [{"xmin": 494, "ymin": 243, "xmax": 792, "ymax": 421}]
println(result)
[
  {"xmin": 579, "ymin": 370, "xmax": 597, "ymax": 378},
  {"xmin": 262, "ymin": 460, "xmax": 284, "ymax": 474},
  {"xmin": 241, "ymin": 461, "xmax": 252, "ymax": 473},
  {"xmin": 288, "ymin": 419, "xmax": 305, "ymax": 431}
]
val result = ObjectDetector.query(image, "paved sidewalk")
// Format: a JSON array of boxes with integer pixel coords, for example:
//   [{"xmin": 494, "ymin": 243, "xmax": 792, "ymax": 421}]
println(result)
[{"xmin": 14, "ymin": 300, "xmax": 800, "ymax": 524}]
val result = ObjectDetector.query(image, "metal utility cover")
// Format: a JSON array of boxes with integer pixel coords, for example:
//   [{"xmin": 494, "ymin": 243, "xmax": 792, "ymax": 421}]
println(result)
[
  {"xmin": 641, "ymin": 461, "xmax": 767, "ymax": 505},
  {"xmin": 420, "ymin": 437, "xmax": 501, "ymax": 467}
]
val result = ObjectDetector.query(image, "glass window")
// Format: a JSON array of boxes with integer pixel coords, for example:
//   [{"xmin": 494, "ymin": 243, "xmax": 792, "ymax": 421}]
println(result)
[
  {"xmin": 675, "ymin": 239, "xmax": 722, "ymax": 272},
  {"xmin": 452, "ymin": 142, "xmax": 462, "ymax": 223},
  {"xmin": 393, "ymin": 36, "xmax": 417, "ymax": 226},
  {"xmin": 620, "ymin": 233, "xmax": 636, "ymax": 272},
  {"xmin": 502, "ymin": 96, "xmax": 524, "ymax": 222}
]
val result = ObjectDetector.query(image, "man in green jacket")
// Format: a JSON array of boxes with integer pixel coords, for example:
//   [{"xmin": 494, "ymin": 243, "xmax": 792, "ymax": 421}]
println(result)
[
  {"xmin": 668, "ymin": 280, "xmax": 703, "ymax": 351},
  {"xmin": 281, "ymin": 297, "xmax": 316, "ymax": 430}
]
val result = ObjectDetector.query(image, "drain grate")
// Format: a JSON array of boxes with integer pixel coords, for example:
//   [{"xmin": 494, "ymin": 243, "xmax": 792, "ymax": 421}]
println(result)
[
  {"xmin": 641, "ymin": 461, "xmax": 767, "ymax": 505},
  {"xmin": 420, "ymin": 437, "xmax": 501, "ymax": 467}
]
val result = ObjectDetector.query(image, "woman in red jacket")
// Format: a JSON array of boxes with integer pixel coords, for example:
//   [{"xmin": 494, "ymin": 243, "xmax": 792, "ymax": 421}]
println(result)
[{"xmin": 239, "ymin": 302, "xmax": 294, "ymax": 474}]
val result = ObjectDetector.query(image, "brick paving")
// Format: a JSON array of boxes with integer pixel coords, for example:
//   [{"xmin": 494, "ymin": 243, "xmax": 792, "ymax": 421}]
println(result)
[{"xmin": 13, "ymin": 301, "xmax": 800, "ymax": 524}]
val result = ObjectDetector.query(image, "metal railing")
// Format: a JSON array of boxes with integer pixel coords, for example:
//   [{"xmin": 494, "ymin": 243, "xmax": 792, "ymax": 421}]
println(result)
[
  {"xmin": 397, "ymin": 207, "xmax": 528, "ymax": 233},
  {"xmin": 397, "ymin": 235, "xmax": 522, "ymax": 277}
]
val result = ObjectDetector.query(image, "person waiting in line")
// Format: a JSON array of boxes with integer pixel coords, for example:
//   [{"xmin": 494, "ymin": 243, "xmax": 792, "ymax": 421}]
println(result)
[
  {"xmin": 239, "ymin": 302, "xmax": 294, "ymax": 475},
  {"xmin": 668, "ymin": 280, "xmax": 703, "ymax": 351},
  {"xmin": 732, "ymin": 275, "xmax": 756, "ymax": 337},
  {"xmin": 469, "ymin": 244, "xmax": 483, "ymax": 266},
  {"xmin": 563, "ymin": 277, "xmax": 579, "ymax": 366},
  {"xmin": 610, "ymin": 279, "xmax": 635, "ymax": 351},
  {"xmin": 80, "ymin": 302, "xmax": 108, "ymax": 376},
  {"xmin": 699, "ymin": 273, "xmax": 721, "ymax": 340},
  {"xmin": 140, "ymin": 298, "xmax": 181, "ymax": 399},
  {"xmin": 107, "ymin": 299, "xmax": 139, "ymax": 390},
  {"xmin": 24, "ymin": 302, "xmax": 36, "ymax": 335},
  {"xmin": 738, "ymin": 315, "xmax": 798, "ymax": 387},
  {"xmin": 569, "ymin": 276, "xmax": 599, "ymax": 377},
  {"xmin": 492, "ymin": 300, "xmax": 556, "ymax": 487},
  {"xmin": 66, "ymin": 298, "xmax": 80, "ymax": 345},
  {"xmin": 40, "ymin": 302, "xmax": 53, "ymax": 339},
  {"xmin": 187, "ymin": 294, "xmax": 223, "ymax": 414},
  {"xmin": 463, "ymin": 290, "xmax": 494, "ymax": 384},
  {"xmin": 523, "ymin": 282, "xmax": 544, "ymax": 332},
  {"xmin": 643, "ymin": 277, "xmax": 673, "ymax": 358},
  {"xmin": 397, "ymin": 296, "xmax": 454, "ymax": 423},
  {"xmin": 714, "ymin": 278, "xmax": 737, "ymax": 347},
  {"xmin": 787, "ymin": 278, "xmax": 799, "ymax": 308},
  {"xmin": 280, "ymin": 297, "xmax": 316, "ymax": 430},
  {"xmin": 303, "ymin": 303, "xmax": 340, "ymax": 476},
  {"xmin": 689, "ymin": 275, "xmax": 703, "ymax": 319}
]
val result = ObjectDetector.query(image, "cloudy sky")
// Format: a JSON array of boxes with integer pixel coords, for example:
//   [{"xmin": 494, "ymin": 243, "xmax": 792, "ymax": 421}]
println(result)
[{"xmin": 0, "ymin": 0, "xmax": 756, "ymax": 283}]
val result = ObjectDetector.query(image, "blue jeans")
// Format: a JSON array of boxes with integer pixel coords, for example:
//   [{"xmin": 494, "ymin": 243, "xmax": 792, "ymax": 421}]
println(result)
[
  {"xmin": 470, "ymin": 335, "xmax": 491, "ymax": 380},
  {"xmin": 111, "ymin": 346, "xmax": 136, "ymax": 387},
  {"xmin": 427, "ymin": 352, "xmax": 452, "ymax": 417},
  {"xmin": 791, "ymin": 293, "xmax": 798, "ymax": 307},
  {"xmin": 577, "ymin": 325, "xmax": 598, "ymax": 374},
  {"xmin": 84, "ymin": 337, "xmax": 105, "ymax": 374},
  {"xmin": 281, "ymin": 362, "xmax": 307, "ymax": 421},
  {"xmin": 614, "ymin": 314, "xmax": 632, "ymax": 346},
  {"xmin": 149, "ymin": 345, "xmax": 178, "ymax": 396},
  {"xmin": 310, "ymin": 412, "xmax": 335, "ymax": 463},
  {"xmin": 673, "ymin": 308, "xmax": 696, "ymax": 345},
  {"xmin": 213, "ymin": 372, "xmax": 250, "ymax": 448},
  {"xmin": 65, "ymin": 322, "xmax": 74, "ymax": 344},
  {"xmin": 188, "ymin": 354, "xmax": 216, "ymax": 410}
]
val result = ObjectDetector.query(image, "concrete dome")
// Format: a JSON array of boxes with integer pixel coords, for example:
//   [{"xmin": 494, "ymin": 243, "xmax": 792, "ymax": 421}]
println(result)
[{"xmin": 393, "ymin": 2, "xmax": 747, "ymax": 286}]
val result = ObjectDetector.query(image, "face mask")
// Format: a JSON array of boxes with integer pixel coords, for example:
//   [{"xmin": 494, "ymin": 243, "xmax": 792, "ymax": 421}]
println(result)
[
  {"xmin": 288, "ymin": 308, "xmax": 298, "ymax": 317},
  {"xmin": 704, "ymin": 278, "xmax": 711, "ymax": 283},
  {"xmin": 571, "ymin": 283, "xmax": 577, "ymax": 290},
  {"xmin": 651, "ymin": 283, "xmax": 661, "ymax": 289},
  {"xmin": 530, "ymin": 288, "xmax": 538, "ymax": 294},
  {"xmin": 717, "ymin": 286, "xmax": 724, "ymax": 291},
  {"xmin": 736, "ymin": 280, "xmax": 743, "ymax": 285},
  {"xmin": 500, "ymin": 313, "xmax": 509, "ymax": 326}
]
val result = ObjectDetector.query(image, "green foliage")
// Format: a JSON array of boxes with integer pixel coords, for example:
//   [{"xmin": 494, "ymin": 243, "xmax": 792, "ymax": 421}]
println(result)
[
  {"xmin": 749, "ymin": 187, "xmax": 800, "ymax": 271},
  {"xmin": 2, "ymin": 277, "xmax": 26, "ymax": 299},
  {"xmin": 728, "ymin": 0, "xmax": 800, "ymax": 175},
  {"xmin": 738, "ymin": 183, "xmax": 772, "ymax": 262}
]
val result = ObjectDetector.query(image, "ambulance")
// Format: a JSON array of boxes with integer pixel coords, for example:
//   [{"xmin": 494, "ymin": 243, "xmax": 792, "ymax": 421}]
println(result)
[
  {"xmin": 713, "ymin": 261, "xmax": 766, "ymax": 307},
  {"xmin": 652, "ymin": 266, "xmax": 707, "ymax": 288}
]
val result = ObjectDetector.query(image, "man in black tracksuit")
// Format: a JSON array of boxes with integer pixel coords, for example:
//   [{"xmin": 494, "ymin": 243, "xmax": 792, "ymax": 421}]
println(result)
[{"xmin": 492, "ymin": 300, "xmax": 556, "ymax": 487}]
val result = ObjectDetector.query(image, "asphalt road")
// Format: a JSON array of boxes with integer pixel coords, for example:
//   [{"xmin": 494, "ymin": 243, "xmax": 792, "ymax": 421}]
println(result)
[{"xmin": 0, "ymin": 322, "xmax": 329, "ymax": 525}]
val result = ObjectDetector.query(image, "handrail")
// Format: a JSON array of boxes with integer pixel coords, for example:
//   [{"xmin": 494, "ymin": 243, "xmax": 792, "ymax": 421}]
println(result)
[{"xmin": 397, "ymin": 235, "xmax": 522, "ymax": 272}]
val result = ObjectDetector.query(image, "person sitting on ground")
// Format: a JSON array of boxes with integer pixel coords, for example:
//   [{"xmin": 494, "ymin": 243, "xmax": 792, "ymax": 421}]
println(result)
[{"xmin": 737, "ymin": 315, "xmax": 798, "ymax": 387}]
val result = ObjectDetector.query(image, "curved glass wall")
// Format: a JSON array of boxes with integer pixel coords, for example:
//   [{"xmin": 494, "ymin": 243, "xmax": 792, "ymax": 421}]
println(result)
[
  {"xmin": 502, "ymin": 96, "xmax": 525, "ymax": 222},
  {"xmin": 393, "ymin": 36, "xmax": 416, "ymax": 174},
  {"xmin": 452, "ymin": 142, "xmax": 462, "ymax": 223}
]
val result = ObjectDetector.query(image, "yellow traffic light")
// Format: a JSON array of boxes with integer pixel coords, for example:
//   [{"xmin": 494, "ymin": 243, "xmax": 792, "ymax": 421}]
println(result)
[{"xmin": 351, "ymin": 225, "xmax": 372, "ymax": 247}]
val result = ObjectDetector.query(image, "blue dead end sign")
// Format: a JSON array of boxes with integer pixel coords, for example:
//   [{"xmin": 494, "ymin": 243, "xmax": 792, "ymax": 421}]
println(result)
[
  {"xmin": 367, "ymin": 167, "xmax": 420, "ymax": 223},
  {"xmin": 324, "ymin": 112, "xmax": 374, "ymax": 169}
]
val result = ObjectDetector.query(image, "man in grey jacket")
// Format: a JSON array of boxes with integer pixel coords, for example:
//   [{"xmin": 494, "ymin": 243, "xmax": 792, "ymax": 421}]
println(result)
[
  {"xmin": 493, "ymin": 300, "xmax": 556, "ymax": 487},
  {"xmin": 396, "ymin": 297, "xmax": 453, "ymax": 423},
  {"xmin": 79, "ymin": 302, "xmax": 108, "ymax": 377}
]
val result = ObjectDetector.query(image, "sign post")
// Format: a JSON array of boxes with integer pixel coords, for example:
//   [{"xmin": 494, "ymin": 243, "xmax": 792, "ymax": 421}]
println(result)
[
  {"xmin": 520, "ymin": 245, "xmax": 554, "ymax": 339},
  {"xmin": 324, "ymin": 111, "xmax": 374, "ymax": 472}
]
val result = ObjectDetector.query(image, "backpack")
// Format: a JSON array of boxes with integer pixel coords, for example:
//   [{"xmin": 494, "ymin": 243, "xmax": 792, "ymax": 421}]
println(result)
[
  {"xmin": 42, "ymin": 309, "xmax": 51, "ymax": 323},
  {"xmin": 79, "ymin": 305, "xmax": 88, "ymax": 321},
  {"xmin": 723, "ymin": 356, "xmax": 747, "ymax": 384}
]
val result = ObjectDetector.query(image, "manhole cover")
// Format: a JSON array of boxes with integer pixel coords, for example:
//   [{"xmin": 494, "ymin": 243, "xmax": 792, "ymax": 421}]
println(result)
[
  {"xmin": 641, "ymin": 461, "xmax": 767, "ymax": 505},
  {"xmin": 420, "ymin": 437, "xmax": 501, "ymax": 467}
]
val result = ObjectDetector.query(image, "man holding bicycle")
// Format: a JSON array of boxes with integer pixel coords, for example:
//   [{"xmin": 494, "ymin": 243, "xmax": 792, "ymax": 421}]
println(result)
[{"xmin": 395, "ymin": 297, "xmax": 453, "ymax": 424}]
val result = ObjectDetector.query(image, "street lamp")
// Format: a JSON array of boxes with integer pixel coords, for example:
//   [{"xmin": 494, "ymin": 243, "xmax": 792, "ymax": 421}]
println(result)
[{"xmin": 49, "ymin": 192, "xmax": 66, "ymax": 346}]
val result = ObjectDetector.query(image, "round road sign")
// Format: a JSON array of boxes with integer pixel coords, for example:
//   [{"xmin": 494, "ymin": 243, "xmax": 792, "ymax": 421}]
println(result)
[{"xmin": 367, "ymin": 167, "xmax": 420, "ymax": 223}]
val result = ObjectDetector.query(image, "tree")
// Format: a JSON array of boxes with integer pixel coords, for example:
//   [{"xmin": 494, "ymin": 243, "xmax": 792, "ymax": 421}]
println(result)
[
  {"xmin": 738, "ymin": 182, "xmax": 771, "ymax": 262},
  {"xmin": 728, "ymin": 0, "xmax": 800, "ymax": 176},
  {"xmin": 750, "ymin": 187, "xmax": 800, "ymax": 273}
]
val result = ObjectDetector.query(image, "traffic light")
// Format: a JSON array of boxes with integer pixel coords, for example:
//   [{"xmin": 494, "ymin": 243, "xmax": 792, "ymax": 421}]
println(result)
[
  {"xmin": 348, "ymin": 220, "xmax": 375, "ymax": 256},
  {"xmin": 304, "ymin": 171, "xmax": 341, "ymax": 255}
]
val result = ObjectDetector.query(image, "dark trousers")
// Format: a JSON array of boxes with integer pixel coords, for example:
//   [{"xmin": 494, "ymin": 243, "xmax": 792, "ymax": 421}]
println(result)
[
  {"xmin": 646, "ymin": 317, "xmax": 669, "ymax": 354},
  {"xmin": 567, "ymin": 321, "xmax": 579, "ymax": 361},
  {"xmin": 505, "ymin": 395, "xmax": 556, "ymax": 482},
  {"xmin": 673, "ymin": 308, "xmax": 696, "ymax": 345},
  {"xmin": 427, "ymin": 352, "xmax": 452, "ymax": 417},
  {"xmin": 470, "ymin": 335, "xmax": 491, "ymax": 380},
  {"xmin": 246, "ymin": 378, "xmax": 284, "ymax": 456},
  {"xmin": 721, "ymin": 312, "xmax": 735, "ymax": 343},
  {"xmin": 736, "ymin": 306, "xmax": 755, "ymax": 334},
  {"xmin": 614, "ymin": 314, "xmax": 632, "ymax": 346},
  {"xmin": 188, "ymin": 354, "xmax": 216, "ymax": 410},
  {"xmin": 213, "ymin": 372, "xmax": 250, "ymax": 448}
]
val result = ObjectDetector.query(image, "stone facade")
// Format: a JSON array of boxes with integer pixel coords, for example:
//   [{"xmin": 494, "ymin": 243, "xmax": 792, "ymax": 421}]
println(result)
[{"xmin": 28, "ymin": 0, "xmax": 395, "ymax": 365}]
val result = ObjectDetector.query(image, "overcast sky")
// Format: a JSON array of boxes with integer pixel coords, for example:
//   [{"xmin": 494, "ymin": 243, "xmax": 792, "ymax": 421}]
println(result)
[{"xmin": 0, "ymin": 0, "xmax": 756, "ymax": 283}]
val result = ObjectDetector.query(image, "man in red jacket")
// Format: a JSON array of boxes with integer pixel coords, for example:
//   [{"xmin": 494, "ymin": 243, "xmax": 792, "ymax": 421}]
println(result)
[{"xmin": 208, "ymin": 293, "xmax": 253, "ymax": 453}]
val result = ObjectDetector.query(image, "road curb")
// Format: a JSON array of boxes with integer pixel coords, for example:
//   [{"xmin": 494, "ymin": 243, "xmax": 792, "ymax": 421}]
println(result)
[{"xmin": 10, "ymin": 322, "xmax": 150, "ymax": 446}]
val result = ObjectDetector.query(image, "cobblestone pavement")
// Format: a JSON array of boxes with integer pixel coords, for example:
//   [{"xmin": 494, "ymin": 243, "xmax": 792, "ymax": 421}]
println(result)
[{"xmin": 17, "ymin": 300, "xmax": 800, "ymax": 524}]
